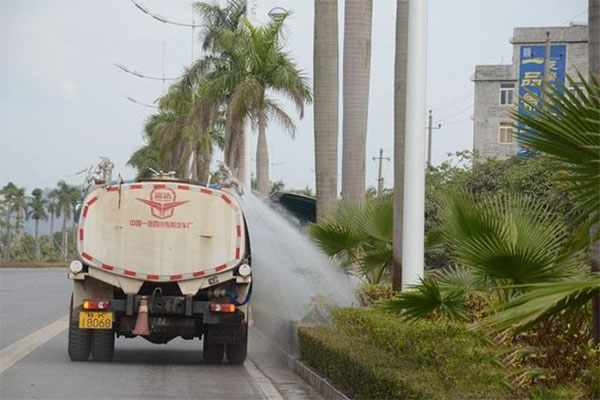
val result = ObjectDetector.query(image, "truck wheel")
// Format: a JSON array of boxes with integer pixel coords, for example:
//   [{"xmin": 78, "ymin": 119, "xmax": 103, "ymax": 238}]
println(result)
[
  {"xmin": 226, "ymin": 325, "xmax": 248, "ymax": 365},
  {"xmin": 91, "ymin": 330, "xmax": 115, "ymax": 361},
  {"xmin": 68, "ymin": 295, "xmax": 91, "ymax": 361},
  {"xmin": 203, "ymin": 339, "xmax": 224, "ymax": 364},
  {"xmin": 226, "ymin": 342, "xmax": 247, "ymax": 365}
]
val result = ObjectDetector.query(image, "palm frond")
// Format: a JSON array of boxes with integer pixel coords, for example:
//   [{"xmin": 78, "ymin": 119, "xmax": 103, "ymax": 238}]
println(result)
[
  {"xmin": 440, "ymin": 192, "xmax": 576, "ymax": 289},
  {"xmin": 511, "ymin": 72, "xmax": 600, "ymax": 225},
  {"xmin": 476, "ymin": 274, "xmax": 600, "ymax": 333},
  {"xmin": 381, "ymin": 278, "xmax": 470, "ymax": 322}
]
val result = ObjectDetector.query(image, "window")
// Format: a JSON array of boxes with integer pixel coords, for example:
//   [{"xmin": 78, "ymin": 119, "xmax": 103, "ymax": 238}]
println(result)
[
  {"xmin": 498, "ymin": 122, "xmax": 513, "ymax": 144},
  {"xmin": 499, "ymin": 83, "xmax": 515, "ymax": 105}
]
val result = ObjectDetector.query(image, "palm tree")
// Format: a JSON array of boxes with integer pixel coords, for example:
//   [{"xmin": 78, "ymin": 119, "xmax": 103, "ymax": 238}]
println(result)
[
  {"xmin": 194, "ymin": 0, "xmax": 247, "ymax": 53},
  {"xmin": 393, "ymin": 0, "xmax": 409, "ymax": 291},
  {"xmin": 0, "ymin": 182, "xmax": 18, "ymax": 261},
  {"xmin": 11, "ymin": 186, "xmax": 27, "ymax": 255},
  {"xmin": 341, "ymin": 0, "xmax": 373, "ymax": 204},
  {"xmin": 69, "ymin": 188, "xmax": 82, "ymax": 259},
  {"xmin": 313, "ymin": 0, "xmax": 339, "ymax": 221},
  {"xmin": 55, "ymin": 181, "xmax": 80, "ymax": 262},
  {"xmin": 183, "ymin": 15, "xmax": 310, "ymax": 192},
  {"xmin": 127, "ymin": 114, "xmax": 164, "ymax": 179},
  {"xmin": 27, "ymin": 188, "xmax": 48, "ymax": 261},
  {"xmin": 46, "ymin": 190, "xmax": 59, "ymax": 256},
  {"xmin": 232, "ymin": 16, "xmax": 311, "ymax": 196},
  {"xmin": 177, "ymin": 0, "xmax": 248, "ymax": 181}
]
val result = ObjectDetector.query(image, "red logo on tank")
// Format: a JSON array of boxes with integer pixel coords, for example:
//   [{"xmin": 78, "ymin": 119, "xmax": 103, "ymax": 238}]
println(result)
[{"xmin": 136, "ymin": 188, "xmax": 189, "ymax": 219}]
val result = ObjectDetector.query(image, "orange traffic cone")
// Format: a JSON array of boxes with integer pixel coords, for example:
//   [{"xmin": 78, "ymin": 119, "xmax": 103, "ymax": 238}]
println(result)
[{"xmin": 132, "ymin": 296, "xmax": 151, "ymax": 336}]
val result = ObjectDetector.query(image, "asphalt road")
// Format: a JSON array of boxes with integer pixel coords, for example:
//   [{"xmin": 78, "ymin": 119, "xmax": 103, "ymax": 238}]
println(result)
[{"xmin": 0, "ymin": 269, "xmax": 320, "ymax": 400}]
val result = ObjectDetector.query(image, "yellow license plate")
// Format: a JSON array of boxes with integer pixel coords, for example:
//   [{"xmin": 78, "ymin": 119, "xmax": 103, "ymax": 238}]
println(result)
[{"xmin": 78, "ymin": 312, "xmax": 113, "ymax": 329}]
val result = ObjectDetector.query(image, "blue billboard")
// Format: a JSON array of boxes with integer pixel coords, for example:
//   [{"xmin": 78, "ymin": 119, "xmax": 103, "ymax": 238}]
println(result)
[{"xmin": 517, "ymin": 44, "xmax": 567, "ymax": 156}]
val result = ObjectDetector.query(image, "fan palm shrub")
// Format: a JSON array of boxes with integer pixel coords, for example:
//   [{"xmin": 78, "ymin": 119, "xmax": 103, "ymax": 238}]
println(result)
[
  {"xmin": 482, "ymin": 73, "xmax": 600, "ymax": 338},
  {"xmin": 309, "ymin": 195, "xmax": 393, "ymax": 283},
  {"xmin": 386, "ymin": 191, "xmax": 584, "ymax": 321}
]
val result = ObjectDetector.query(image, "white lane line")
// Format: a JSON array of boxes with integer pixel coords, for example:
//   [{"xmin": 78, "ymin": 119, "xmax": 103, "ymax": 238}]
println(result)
[
  {"xmin": 244, "ymin": 358, "xmax": 284, "ymax": 400},
  {"xmin": 0, "ymin": 314, "xmax": 68, "ymax": 374}
]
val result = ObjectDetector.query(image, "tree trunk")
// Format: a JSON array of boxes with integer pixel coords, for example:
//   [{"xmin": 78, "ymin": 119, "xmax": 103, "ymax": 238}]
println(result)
[
  {"xmin": 196, "ymin": 146, "xmax": 210, "ymax": 183},
  {"xmin": 590, "ymin": 0, "xmax": 599, "ymax": 77},
  {"xmin": 48, "ymin": 211, "xmax": 55, "ymax": 259},
  {"xmin": 256, "ymin": 109, "xmax": 269, "ymax": 197},
  {"xmin": 341, "ymin": 0, "xmax": 373, "ymax": 204},
  {"xmin": 314, "ymin": 0, "xmax": 339, "ymax": 221},
  {"xmin": 589, "ymin": 0, "xmax": 600, "ymax": 344},
  {"xmin": 393, "ymin": 0, "xmax": 409, "ymax": 292},
  {"xmin": 224, "ymin": 103, "xmax": 245, "ymax": 183},
  {"xmin": 61, "ymin": 212, "xmax": 68, "ymax": 262},
  {"xmin": 35, "ymin": 219, "xmax": 40, "ymax": 261},
  {"xmin": 3, "ymin": 212, "xmax": 11, "ymax": 262},
  {"xmin": 71, "ymin": 215, "xmax": 77, "ymax": 260},
  {"xmin": 15, "ymin": 207, "xmax": 23, "ymax": 252},
  {"xmin": 49, "ymin": 211, "xmax": 55, "ymax": 239}
]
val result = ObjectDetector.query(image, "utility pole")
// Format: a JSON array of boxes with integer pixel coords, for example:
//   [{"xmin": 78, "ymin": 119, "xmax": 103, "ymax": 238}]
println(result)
[
  {"xmin": 372, "ymin": 148, "xmax": 390, "ymax": 197},
  {"xmin": 426, "ymin": 110, "xmax": 441, "ymax": 166},
  {"xmin": 402, "ymin": 0, "xmax": 428, "ymax": 290}
]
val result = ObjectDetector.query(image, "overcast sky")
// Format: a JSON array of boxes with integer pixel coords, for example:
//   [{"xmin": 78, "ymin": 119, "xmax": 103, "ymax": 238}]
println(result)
[{"xmin": 0, "ymin": 0, "xmax": 588, "ymax": 193}]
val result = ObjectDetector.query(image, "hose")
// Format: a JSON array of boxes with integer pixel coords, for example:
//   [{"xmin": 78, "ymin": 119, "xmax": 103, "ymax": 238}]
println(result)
[{"xmin": 227, "ymin": 281, "xmax": 253, "ymax": 306}]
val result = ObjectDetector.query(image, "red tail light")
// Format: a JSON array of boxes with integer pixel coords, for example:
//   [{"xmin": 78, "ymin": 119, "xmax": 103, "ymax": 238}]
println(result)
[
  {"xmin": 210, "ymin": 303, "xmax": 236, "ymax": 313},
  {"xmin": 83, "ymin": 300, "xmax": 110, "ymax": 310}
]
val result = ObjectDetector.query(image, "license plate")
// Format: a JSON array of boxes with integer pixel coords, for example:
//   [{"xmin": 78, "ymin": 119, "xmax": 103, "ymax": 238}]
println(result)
[{"xmin": 78, "ymin": 312, "xmax": 113, "ymax": 329}]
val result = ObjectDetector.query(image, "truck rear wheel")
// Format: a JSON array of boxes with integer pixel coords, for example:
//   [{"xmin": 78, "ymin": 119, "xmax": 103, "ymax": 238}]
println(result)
[
  {"xmin": 226, "ymin": 326, "xmax": 248, "ymax": 365},
  {"xmin": 203, "ymin": 339, "xmax": 224, "ymax": 364},
  {"xmin": 225, "ymin": 342, "xmax": 247, "ymax": 365},
  {"xmin": 91, "ymin": 330, "xmax": 115, "ymax": 361},
  {"xmin": 68, "ymin": 295, "xmax": 91, "ymax": 361}
]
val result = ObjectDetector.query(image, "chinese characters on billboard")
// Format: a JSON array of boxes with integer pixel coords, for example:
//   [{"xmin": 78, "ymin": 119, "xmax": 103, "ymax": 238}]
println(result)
[{"xmin": 517, "ymin": 44, "xmax": 567, "ymax": 156}]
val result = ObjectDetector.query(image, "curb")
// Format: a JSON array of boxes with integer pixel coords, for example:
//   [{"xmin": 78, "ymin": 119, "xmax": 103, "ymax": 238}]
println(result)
[
  {"xmin": 286, "ymin": 356, "xmax": 349, "ymax": 400},
  {"xmin": 250, "ymin": 327, "xmax": 348, "ymax": 400}
]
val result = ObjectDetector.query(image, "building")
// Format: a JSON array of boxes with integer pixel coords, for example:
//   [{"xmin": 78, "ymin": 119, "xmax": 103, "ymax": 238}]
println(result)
[{"xmin": 472, "ymin": 24, "xmax": 588, "ymax": 159}]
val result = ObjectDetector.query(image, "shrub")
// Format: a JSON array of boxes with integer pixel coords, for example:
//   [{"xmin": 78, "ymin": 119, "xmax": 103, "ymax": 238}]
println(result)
[
  {"xmin": 357, "ymin": 283, "xmax": 394, "ymax": 306},
  {"xmin": 331, "ymin": 308, "xmax": 511, "ymax": 397},
  {"xmin": 298, "ymin": 327, "xmax": 430, "ymax": 399}
]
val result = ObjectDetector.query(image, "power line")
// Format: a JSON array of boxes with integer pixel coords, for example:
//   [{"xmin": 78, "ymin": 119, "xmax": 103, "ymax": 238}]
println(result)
[
  {"xmin": 442, "ymin": 117, "xmax": 473, "ymax": 126},
  {"xmin": 130, "ymin": 0, "xmax": 202, "ymax": 27},
  {"xmin": 430, "ymin": 92, "xmax": 473, "ymax": 111},
  {"xmin": 114, "ymin": 63, "xmax": 180, "ymax": 81},
  {"xmin": 558, "ymin": 9, "xmax": 587, "ymax": 26},
  {"xmin": 437, "ymin": 103, "xmax": 473, "ymax": 123},
  {"xmin": 125, "ymin": 96, "xmax": 159, "ymax": 109}
]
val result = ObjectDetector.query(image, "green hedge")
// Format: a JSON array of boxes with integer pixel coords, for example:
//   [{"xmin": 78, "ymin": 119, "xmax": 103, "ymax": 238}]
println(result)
[
  {"xmin": 299, "ymin": 308, "xmax": 514, "ymax": 399},
  {"xmin": 298, "ymin": 326, "xmax": 431, "ymax": 399},
  {"xmin": 299, "ymin": 308, "xmax": 593, "ymax": 399},
  {"xmin": 332, "ymin": 308, "xmax": 509, "ymax": 395}
]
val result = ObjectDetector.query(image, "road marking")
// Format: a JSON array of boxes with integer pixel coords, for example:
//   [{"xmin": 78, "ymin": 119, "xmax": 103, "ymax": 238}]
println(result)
[
  {"xmin": 244, "ymin": 358, "xmax": 284, "ymax": 400},
  {"xmin": 0, "ymin": 314, "xmax": 68, "ymax": 374}
]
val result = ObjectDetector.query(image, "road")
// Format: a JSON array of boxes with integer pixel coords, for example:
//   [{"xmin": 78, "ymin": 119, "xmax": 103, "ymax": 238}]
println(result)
[{"xmin": 0, "ymin": 269, "xmax": 320, "ymax": 400}]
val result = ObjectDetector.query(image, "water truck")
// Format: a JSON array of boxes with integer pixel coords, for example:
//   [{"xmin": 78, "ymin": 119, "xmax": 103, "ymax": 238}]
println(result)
[{"xmin": 67, "ymin": 165, "xmax": 251, "ymax": 364}]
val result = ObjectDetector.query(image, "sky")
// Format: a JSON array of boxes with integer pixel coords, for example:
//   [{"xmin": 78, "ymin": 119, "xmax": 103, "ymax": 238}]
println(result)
[{"xmin": 0, "ymin": 0, "xmax": 589, "ymax": 193}]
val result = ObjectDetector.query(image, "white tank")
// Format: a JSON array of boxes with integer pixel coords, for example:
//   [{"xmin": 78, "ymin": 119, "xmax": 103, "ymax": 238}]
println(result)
[{"xmin": 77, "ymin": 181, "xmax": 246, "ymax": 282}]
